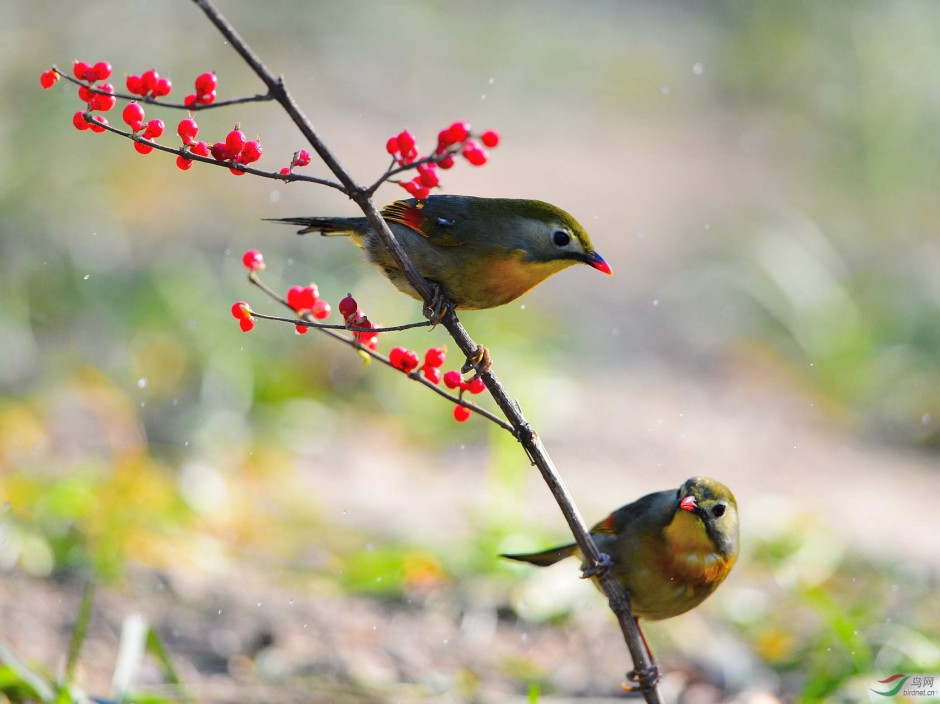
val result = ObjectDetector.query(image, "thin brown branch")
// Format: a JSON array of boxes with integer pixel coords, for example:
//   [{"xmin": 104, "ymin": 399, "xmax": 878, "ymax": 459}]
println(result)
[
  {"xmin": 250, "ymin": 311, "xmax": 433, "ymax": 335},
  {"xmin": 55, "ymin": 68, "xmax": 273, "ymax": 110},
  {"xmin": 191, "ymin": 0, "xmax": 661, "ymax": 698},
  {"xmin": 78, "ymin": 111, "xmax": 345, "ymax": 192}
]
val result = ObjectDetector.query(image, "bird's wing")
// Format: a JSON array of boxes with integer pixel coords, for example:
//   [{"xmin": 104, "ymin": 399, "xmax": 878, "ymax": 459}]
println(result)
[
  {"xmin": 380, "ymin": 198, "xmax": 466, "ymax": 248},
  {"xmin": 590, "ymin": 489, "xmax": 675, "ymax": 537}
]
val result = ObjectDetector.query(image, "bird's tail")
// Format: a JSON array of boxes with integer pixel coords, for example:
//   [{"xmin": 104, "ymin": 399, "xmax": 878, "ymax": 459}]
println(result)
[
  {"xmin": 500, "ymin": 543, "xmax": 578, "ymax": 567},
  {"xmin": 265, "ymin": 216, "xmax": 369, "ymax": 236}
]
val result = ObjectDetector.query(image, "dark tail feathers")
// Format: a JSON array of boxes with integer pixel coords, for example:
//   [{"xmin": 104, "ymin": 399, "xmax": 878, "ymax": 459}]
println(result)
[
  {"xmin": 500, "ymin": 543, "xmax": 578, "ymax": 567},
  {"xmin": 265, "ymin": 216, "xmax": 368, "ymax": 236}
]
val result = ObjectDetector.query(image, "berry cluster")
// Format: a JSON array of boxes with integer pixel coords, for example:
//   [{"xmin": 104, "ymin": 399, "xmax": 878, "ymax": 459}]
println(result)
[
  {"xmin": 60, "ymin": 60, "xmax": 116, "ymax": 133},
  {"xmin": 338, "ymin": 294, "xmax": 379, "ymax": 350},
  {"xmin": 278, "ymin": 149, "xmax": 313, "ymax": 179},
  {"xmin": 231, "ymin": 301, "xmax": 254, "ymax": 332},
  {"xmin": 235, "ymin": 252, "xmax": 485, "ymax": 422},
  {"xmin": 175, "ymin": 117, "xmax": 210, "ymax": 170},
  {"xmin": 287, "ymin": 284, "xmax": 332, "ymax": 331},
  {"xmin": 120, "ymin": 102, "xmax": 166, "ymax": 154},
  {"xmin": 210, "ymin": 125, "xmax": 263, "ymax": 175},
  {"xmin": 389, "ymin": 346, "xmax": 446, "ymax": 384},
  {"xmin": 385, "ymin": 121, "xmax": 500, "ymax": 199},
  {"xmin": 126, "ymin": 69, "xmax": 172, "ymax": 99},
  {"xmin": 185, "ymin": 72, "xmax": 217, "ymax": 107}
]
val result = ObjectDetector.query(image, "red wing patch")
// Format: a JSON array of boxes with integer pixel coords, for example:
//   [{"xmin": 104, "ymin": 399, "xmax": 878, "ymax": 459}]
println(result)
[
  {"xmin": 381, "ymin": 200, "xmax": 426, "ymax": 236},
  {"xmin": 593, "ymin": 512, "xmax": 620, "ymax": 535}
]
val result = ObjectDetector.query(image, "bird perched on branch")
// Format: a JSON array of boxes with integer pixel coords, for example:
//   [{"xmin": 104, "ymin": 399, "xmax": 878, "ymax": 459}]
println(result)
[
  {"xmin": 268, "ymin": 195, "xmax": 612, "ymax": 312},
  {"xmin": 502, "ymin": 476, "xmax": 739, "ymax": 689}
]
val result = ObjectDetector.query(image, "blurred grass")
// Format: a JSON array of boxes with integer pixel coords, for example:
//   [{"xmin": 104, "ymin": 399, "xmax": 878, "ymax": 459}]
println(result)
[{"xmin": 3, "ymin": 0, "xmax": 940, "ymax": 701}]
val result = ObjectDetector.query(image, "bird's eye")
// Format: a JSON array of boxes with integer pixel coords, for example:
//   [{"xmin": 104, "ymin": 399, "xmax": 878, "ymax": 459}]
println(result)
[
  {"xmin": 552, "ymin": 230, "xmax": 571, "ymax": 247},
  {"xmin": 712, "ymin": 504, "xmax": 726, "ymax": 518}
]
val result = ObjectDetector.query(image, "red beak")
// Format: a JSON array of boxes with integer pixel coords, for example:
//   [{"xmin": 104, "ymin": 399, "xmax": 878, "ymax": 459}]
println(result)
[
  {"xmin": 679, "ymin": 496, "xmax": 697, "ymax": 513},
  {"xmin": 585, "ymin": 251, "xmax": 613, "ymax": 276}
]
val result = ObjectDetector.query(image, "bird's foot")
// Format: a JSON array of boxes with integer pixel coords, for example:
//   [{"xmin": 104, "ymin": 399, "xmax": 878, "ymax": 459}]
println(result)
[
  {"xmin": 461, "ymin": 344, "xmax": 492, "ymax": 379},
  {"xmin": 621, "ymin": 662, "xmax": 660, "ymax": 692},
  {"xmin": 580, "ymin": 552, "xmax": 613, "ymax": 580},
  {"xmin": 422, "ymin": 283, "xmax": 451, "ymax": 326}
]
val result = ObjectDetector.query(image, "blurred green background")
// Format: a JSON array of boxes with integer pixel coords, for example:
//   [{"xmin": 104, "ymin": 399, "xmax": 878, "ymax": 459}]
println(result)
[{"xmin": 2, "ymin": 1, "xmax": 940, "ymax": 702}]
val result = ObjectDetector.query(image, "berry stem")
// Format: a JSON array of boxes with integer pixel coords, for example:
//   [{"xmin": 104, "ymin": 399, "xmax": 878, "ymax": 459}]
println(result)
[
  {"xmin": 75, "ymin": 111, "xmax": 346, "ymax": 191},
  {"xmin": 246, "ymin": 271, "xmax": 512, "ymax": 431},
  {"xmin": 53, "ymin": 67, "xmax": 274, "ymax": 111}
]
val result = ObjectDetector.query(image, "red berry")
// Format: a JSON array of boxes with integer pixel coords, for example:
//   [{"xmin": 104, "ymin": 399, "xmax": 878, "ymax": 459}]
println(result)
[
  {"xmin": 73, "ymin": 111, "xmax": 91, "ymax": 131},
  {"xmin": 210, "ymin": 142, "xmax": 230, "ymax": 161},
  {"xmin": 293, "ymin": 149, "xmax": 311, "ymax": 167},
  {"xmin": 231, "ymin": 301, "xmax": 250, "ymax": 319},
  {"xmin": 422, "ymin": 366, "xmax": 442, "ymax": 385},
  {"xmin": 122, "ymin": 102, "xmax": 145, "ymax": 129},
  {"xmin": 295, "ymin": 324, "xmax": 308, "ymax": 334},
  {"xmin": 424, "ymin": 347, "xmax": 446, "ymax": 367},
  {"xmin": 92, "ymin": 61, "xmax": 112, "ymax": 81},
  {"xmin": 126, "ymin": 75, "xmax": 144, "ymax": 95},
  {"xmin": 467, "ymin": 377, "xmax": 486, "ymax": 394},
  {"xmin": 389, "ymin": 347, "xmax": 406, "ymax": 370},
  {"xmin": 89, "ymin": 115, "xmax": 108, "ymax": 133},
  {"xmin": 288, "ymin": 285, "xmax": 317, "ymax": 311},
  {"xmin": 438, "ymin": 154, "xmax": 455, "ymax": 169},
  {"xmin": 134, "ymin": 141, "xmax": 153, "ymax": 154},
  {"xmin": 402, "ymin": 179, "xmax": 430, "ymax": 199},
  {"xmin": 242, "ymin": 249, "xmax": 264, "ymax": 271},
  {"xmin": 140, "ymin": 69, "xmax": 158, "ymax": 94},
  {"xmin": 402, "ymin": 349, "xmax": 419, "ymax": 372},
  {"xmin": 443, "ymin": 370, "xmax": 462, "ymax": 389},
  {"xmin": 177, "ymin": 118, "xmax": 199, "ymax": 143},
  {"xmin": 240, "ymin": 140, "xmax": 263, "ymax": 164},
  {"xmin": 197, "ymin": 90, "xmax": 216, "ymax": 105},
  {"xmin": 445, "ymin": 121, "xmax": 471, "ymax": 144},
  {"xmin": 184, "ymin": 93, "xmax": 197, "ymax": 107},
  {"xmin": 73, "ymin": 61, "xmax": 92, "ymax": 80},
  {"xmin": 338, "ymin": 294, "xmax": 358, "ymax": 320},
  {"xmin": 195, "ymin": 72, "xmax": 217, "ymax": 94},
  {"xmin": 190, "ymin": 140, "xmax": 209, "ymax": 157},
  {"xmin": 480, "ymin": 130, "xmax": 500, "ymax": 148},
  {"xmin": 286, "ymin": 285, "xmax": 305, "ymax": 310},
  {"xmin": 40, "ymin": 70, "xmax": 59, "ymax": 89},
  {"xmin": 225, "ymin": 128, "xmax": 246, "ymax": 153},
  {"xmin": 417, "ymin": 164, "xmax": 439, "ymax": 188},
  {"xmin": 462, "ymin": 141, "xmax": 488, "ymax": 166},
  {"xmin": 397, "ymin": 130, "xmax": 416, "ymax": 155},
  {"xmin": 385, "ymin": 137, "xmax": 399, "ymax": 155},
  {"xmin": 239, "ymin": 317, "xmax": 255, "ymax": 332},
  {"xmin": 176, "ymin": 155, "xmax": 193, "ymax": 170},
  {"xmin": 151, "ymin": 77, "xmax": 172, "ymax": 98},
  {"xmin": 78, "ymin": 85, "xmax": 95, "ymax": 102},
  {"xmin": 230, "ymin": 167, "xmax": 246, "ymax": 176},
  {"xmin": 453, "ymin": 405, "xmax": 471, "ymax": 422},
  {"xmin": 279, "ymin": 167, "xmax": 291, "ymax": 181},
  {"xmin": 90, "ymin": 85, "xmax": 116, "ymax": 112},
  {"xmin": 311, "ymin": 299, "xmax": 331, "ymax": 320},
  {"xmin": 145, "ymin": 119, "xmax": 164, "ymax": 139}
]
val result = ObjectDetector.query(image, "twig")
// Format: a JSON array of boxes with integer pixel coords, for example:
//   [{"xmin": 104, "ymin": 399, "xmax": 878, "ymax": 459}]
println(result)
[
  {"xmin": 55, "ymin": 69, "xmax": 273, "ymax": 111},
  {"xmin": 78, "ymin": 111, "xmax": 345, "ymax": 192},
  {"xmin": 247, "ymin": 273, "xmax": 513, "ymax": 432},
  {"xmin": 191, "ymin": 0, "xmax": 661, "ymax": 699}
]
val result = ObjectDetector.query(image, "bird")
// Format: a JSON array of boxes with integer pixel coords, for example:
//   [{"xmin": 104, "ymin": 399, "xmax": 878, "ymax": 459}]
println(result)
[
  {"xmin": 501, "ymin": 476, "xmax": 739, "ymax": 689},
  {"xmin": 267, "ymin": 195, "xmax": 612, "ymax": 312}
]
